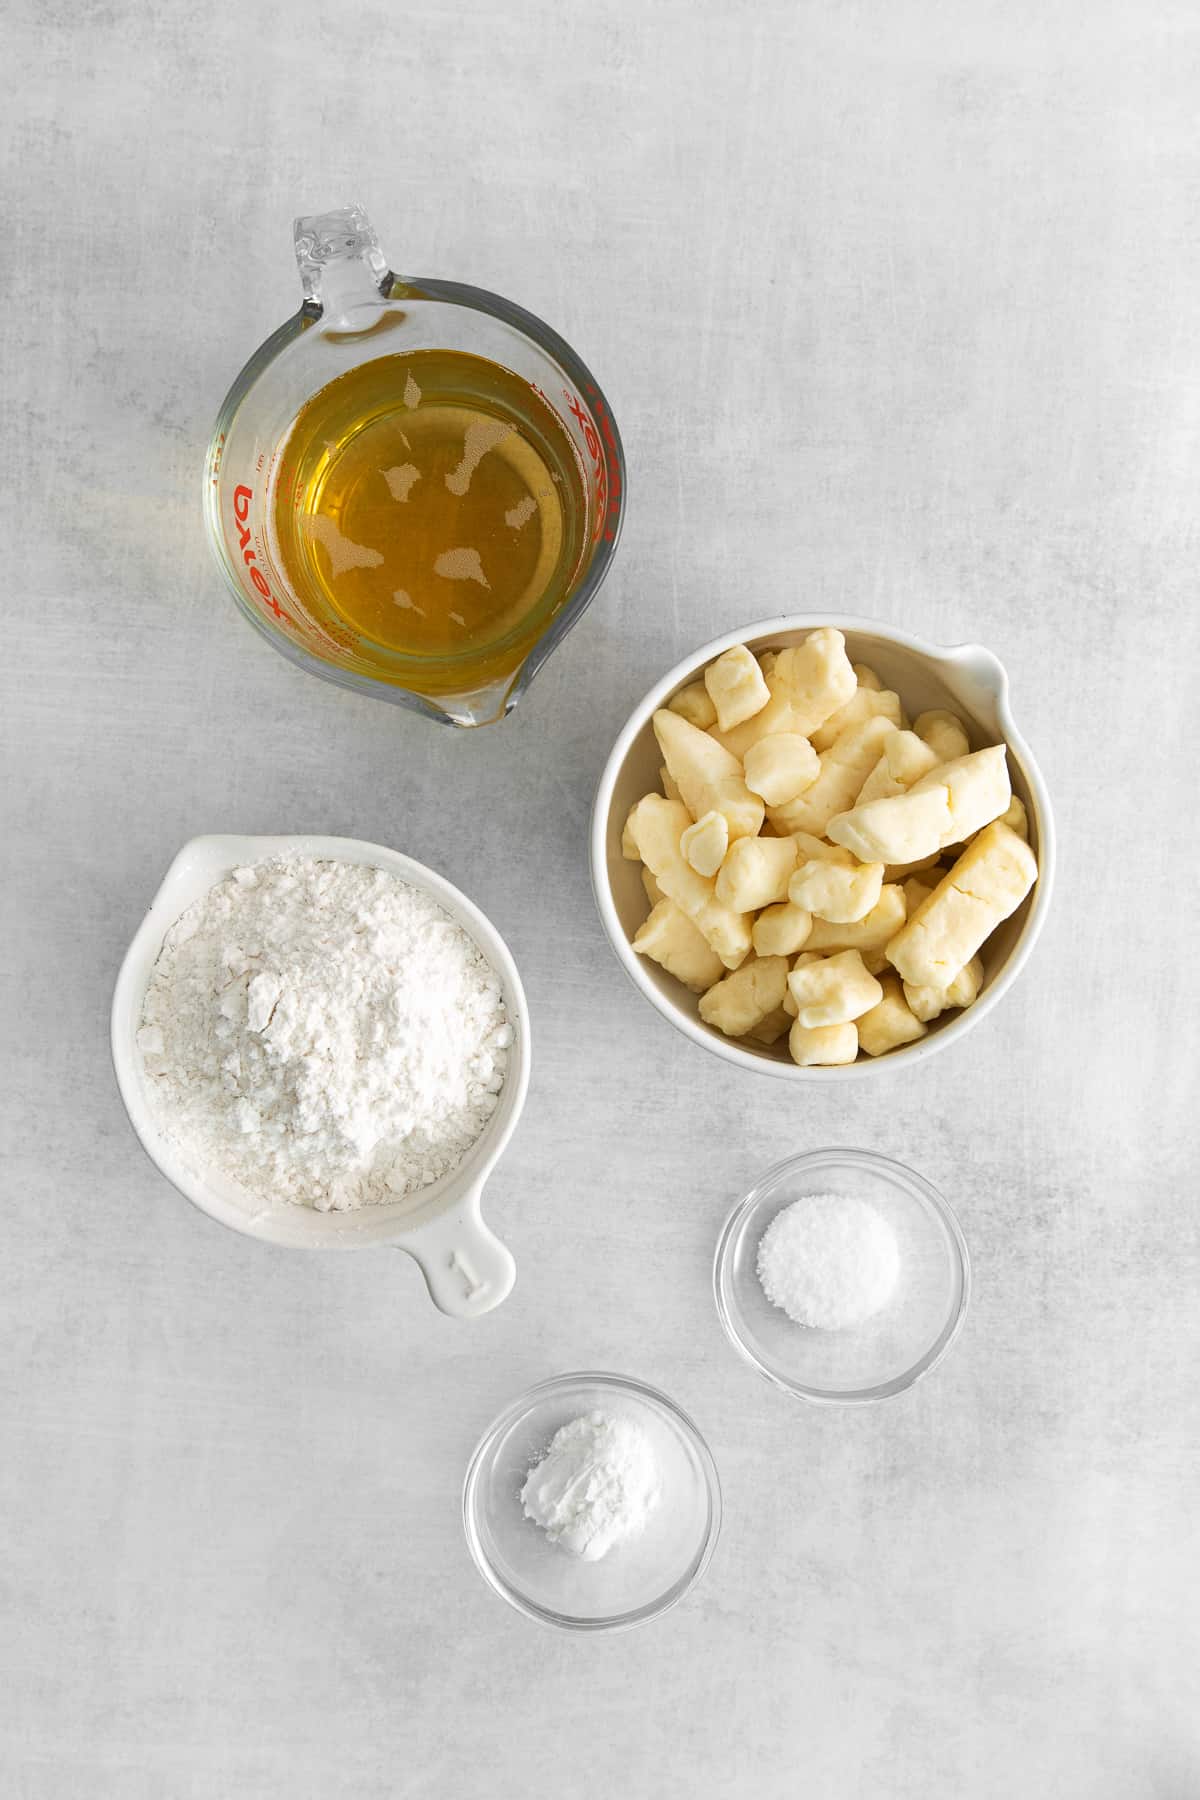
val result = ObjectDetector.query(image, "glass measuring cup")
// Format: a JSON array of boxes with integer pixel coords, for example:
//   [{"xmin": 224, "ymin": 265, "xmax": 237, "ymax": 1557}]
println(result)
[{"xmin": 204, "ymin": 205, "xmax": 625, "ymax": 727}]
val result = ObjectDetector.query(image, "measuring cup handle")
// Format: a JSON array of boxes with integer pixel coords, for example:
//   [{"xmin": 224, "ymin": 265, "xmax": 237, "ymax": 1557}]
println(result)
[
  {"xmin": 401, "ymin": 1185, "xmax": 516, "ymax": 1319},
  {"xmin": 294, "ymin": 203, "xmax": 393, "ymax": 324}
]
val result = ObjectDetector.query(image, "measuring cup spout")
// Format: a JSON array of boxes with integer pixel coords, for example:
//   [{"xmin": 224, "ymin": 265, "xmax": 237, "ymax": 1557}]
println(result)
[
  {"xmin": 433, "ymin": 672, "xmax": 524, "ymax": 728},
  {"xmin": 294, "ymin": 203, "xmax": 393, "ymax": 329}
]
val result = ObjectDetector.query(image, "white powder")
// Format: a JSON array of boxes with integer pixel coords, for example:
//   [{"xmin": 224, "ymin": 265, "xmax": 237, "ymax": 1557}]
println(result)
[
  {"xmin": 521, "ymin": 1411, "xmax": 661, "ymax": 1561},
  {"xmin": 757, "ymin": 1192, "xmax": 900, "ymax": 1329},
  {"xmin": 137, "ymin": 857, "xmax": 511, "ymax": 1212}
]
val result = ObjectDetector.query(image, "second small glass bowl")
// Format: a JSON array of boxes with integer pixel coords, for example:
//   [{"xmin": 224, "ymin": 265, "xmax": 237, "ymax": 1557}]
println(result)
[
  {"xmin": 714, "ymin": 1148, "xmax": 970, "ymax": 1404},
  {"xmin": 462, "ymin": 1371, "xmax": 721, "ymax": 1632}
]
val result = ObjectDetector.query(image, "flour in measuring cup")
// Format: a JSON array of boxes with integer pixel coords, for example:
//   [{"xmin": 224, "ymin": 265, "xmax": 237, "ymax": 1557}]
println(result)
[{"xmin": 137, "ymin": 858, "xmax": 511, "ymax": 1211}]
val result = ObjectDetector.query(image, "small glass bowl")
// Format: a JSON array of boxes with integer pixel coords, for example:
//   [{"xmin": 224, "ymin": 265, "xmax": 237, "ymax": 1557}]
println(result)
[
  {"xmin": 462, "ymin": 1371, "xmax": 722, "ymax": 1632},
  {"xmin": 714, "ymin": 1149, "xmax": 970, "ymax": 1404}
]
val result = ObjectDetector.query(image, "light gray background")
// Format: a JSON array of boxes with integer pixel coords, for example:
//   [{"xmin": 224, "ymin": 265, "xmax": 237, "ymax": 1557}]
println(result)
[{"xmin": 3, "ymin": 2, "xmax": 1197, "ymax": 1795}]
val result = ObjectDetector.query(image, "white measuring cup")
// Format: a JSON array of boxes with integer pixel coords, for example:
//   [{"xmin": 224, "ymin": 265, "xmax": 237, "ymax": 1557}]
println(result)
[{"xmin": 111, "ymin": 835, "xmax": 527, "ymax": 1317}]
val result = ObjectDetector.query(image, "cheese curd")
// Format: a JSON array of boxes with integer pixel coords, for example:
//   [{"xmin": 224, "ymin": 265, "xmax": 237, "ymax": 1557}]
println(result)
[{"xmin": 621, "ymin": 633, "xmax": 1039, "ymax": 1065}]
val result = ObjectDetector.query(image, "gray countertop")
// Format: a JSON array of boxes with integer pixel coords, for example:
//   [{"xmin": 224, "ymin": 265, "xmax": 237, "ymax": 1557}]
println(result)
[{"xmin": 4, "ymin": 3, "xmax": 1197, "ymax": 1795}]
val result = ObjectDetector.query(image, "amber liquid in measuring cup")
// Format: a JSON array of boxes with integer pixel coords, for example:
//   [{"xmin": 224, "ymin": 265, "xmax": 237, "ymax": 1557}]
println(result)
[{"xmin": 270, "ymin": 350, "xmax": 588, "ymax": 694}]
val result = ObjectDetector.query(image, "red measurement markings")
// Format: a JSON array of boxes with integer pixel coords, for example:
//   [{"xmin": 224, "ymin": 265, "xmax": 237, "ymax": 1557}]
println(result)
[
  {"xmin": 529, "ymin": 380, "xmax": 621, "ymax": 545},
  {"xmin": 232, "ymin": 485, "xmax": 291, "ymax": 622},
  {"xmin": 585, "ymin": 384, "xmax": 622, "ymax": 543},
  {"xmin": 565, "ymin": 391, "xmax": 611, "ymax": 543}
]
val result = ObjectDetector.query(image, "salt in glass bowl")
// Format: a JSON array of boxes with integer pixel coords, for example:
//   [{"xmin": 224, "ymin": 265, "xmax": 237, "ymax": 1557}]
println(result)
[
  {"xmin": 462, "ymin": 1371, "xmax": 722, "ymax": 1632},
  {"xmin": 713, "ymin": 1148, "xmax": 970, "ymax": 1403}
]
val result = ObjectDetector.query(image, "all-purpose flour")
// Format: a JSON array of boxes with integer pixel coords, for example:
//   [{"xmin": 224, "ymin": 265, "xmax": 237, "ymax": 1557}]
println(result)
[{"xmin": 138, "ymin": 858, "xmax": 511, "ymax": 1211}]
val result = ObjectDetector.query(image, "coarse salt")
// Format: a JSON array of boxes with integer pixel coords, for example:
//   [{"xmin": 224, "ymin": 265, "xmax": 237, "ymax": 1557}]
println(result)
[{"xmin": 756, "ymin": 1192, "xmax": 900, "ymax": 1329}]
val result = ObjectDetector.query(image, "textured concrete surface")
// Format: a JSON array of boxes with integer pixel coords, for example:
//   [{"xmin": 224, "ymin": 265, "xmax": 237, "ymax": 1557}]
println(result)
[{"xmin": 3, "ymin": 2, "xmax": 1198, "ymax": 1795}]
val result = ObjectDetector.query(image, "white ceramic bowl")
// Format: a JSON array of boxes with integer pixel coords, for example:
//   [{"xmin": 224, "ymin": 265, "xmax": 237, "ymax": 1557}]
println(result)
[
  {"xmin": 591, "ymin": 616, "xmax": 1055, "ymax": 1079},
  {"xmin": 111, "ymin": 834, "xmax": 530, "ymax": 1317}
]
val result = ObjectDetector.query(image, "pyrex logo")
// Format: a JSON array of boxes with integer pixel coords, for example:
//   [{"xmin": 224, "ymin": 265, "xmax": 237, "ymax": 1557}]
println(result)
[{"xmin": 232, "ymin": 486, "xmax": 289, "ymax": 620}]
